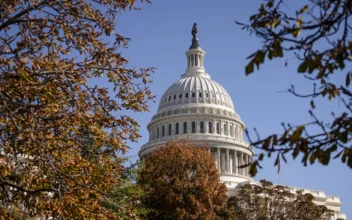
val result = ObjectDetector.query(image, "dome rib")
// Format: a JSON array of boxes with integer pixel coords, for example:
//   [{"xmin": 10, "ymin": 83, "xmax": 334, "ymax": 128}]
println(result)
[{"xmin": 157, "ymin": 75, "xmax": 235, "ymax": 112}]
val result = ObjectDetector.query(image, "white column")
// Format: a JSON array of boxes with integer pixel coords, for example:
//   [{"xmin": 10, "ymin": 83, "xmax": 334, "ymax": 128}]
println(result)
[
  {"xmin": 248, "ymin": 155, "xmax": 252, "ymax": 177},
  {"xmin": 235, "ymin": 151, "xmax": 238, "ymax": 175},
  {"xmin": 217, "ymin": 148, "xmax": 221, "ymax": 172},
  {"xmin": 221, "ymin": 152, "xmax": 226, "ymax": 173},
  {"xmin": 239, "ymin": 151, "xmax": 242, "ymax": 176},
  {"xmin": 226, "ymin": 149, "xmax": 230, "ymax": 174},
  {"xmin": 244, "ymin": 154, "xmax": 248, "ymax": 177},
  {"xmin": 229, "ymin": 150, "xmax": 233, "ymax": 174}
]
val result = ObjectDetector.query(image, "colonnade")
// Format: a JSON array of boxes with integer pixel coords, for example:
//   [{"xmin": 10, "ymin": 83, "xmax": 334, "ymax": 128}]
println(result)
[
  {"xmin": 187, "ymin": 52, "xmax": 204, "ymax": 68},
  {"xmin": 212, "ymin": 148, "xmax": 251, "ymax": 177},
  {"xmin": 149, "ymin": 119, "xmax": 243, "ymax": 141}
]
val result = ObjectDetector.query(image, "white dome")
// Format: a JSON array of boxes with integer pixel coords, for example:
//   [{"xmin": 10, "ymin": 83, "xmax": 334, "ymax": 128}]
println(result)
[
  {"xmin": 140, "ymin": 29, "xmax": 253, "ymax": 193},
  {"xmin": 158, "ymin": 75, "xmax": 235, "ymax": 112}
]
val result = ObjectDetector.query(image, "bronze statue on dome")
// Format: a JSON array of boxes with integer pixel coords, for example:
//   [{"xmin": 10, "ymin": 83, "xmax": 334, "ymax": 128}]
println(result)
[
  {"xmin": 190, "ymin": 23, "xmax": 199, "ymax": 49},
  {"xmin": 192, "ymin": 23, "xmax": 197, "ymax": 38}
]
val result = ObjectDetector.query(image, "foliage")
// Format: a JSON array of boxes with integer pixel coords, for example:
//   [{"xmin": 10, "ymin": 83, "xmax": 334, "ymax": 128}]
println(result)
[
  {"xmin": 227, "ymin": 179, "xmax": 333, "ymax": 220},
  {"xmin": 138, "ymin": 140, "xmax": 228, "ymax": 220},
  {"xmin": 0, "ymin": 0, "xmax": 153, "ymax": 219},
  {"xmin": 103, "ymin": 161, "xmax": 150, "ymax": 219},
  {"xmin": 236, "ymin": 0, "xmax": 352, "ymax": 175}
]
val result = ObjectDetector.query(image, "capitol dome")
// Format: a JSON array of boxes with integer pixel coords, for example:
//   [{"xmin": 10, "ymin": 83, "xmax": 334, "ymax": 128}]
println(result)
[
  {"xmin": 139, "ymin": 24, "xmax": 253, "ymax": 193},
  {"xmin": 158, "ymin": 72, "xmax": 235, "ymax": 112}
]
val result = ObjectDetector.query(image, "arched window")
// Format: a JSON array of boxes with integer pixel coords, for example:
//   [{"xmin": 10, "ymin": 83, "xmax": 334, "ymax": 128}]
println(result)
[
  {"xmin": 208, "ymin": 122, "xmax": 213, "ymax": 133},
  {"xmin": 168, "ymin": 96, "xmax": 171, "ymax": 101},
  {"xmin": 224, "ymin": 124, "xmax": 227, "ymax": 136},
  {"xmin": 200, "ymin": 122, "xmax": 204, "ymax": 133},
  {"xmin": 216, "ymin": 123, "xmax": 220, "ymax": 134},
  {"xmin": 168, "ymin": 124, "xmax": 172, "ymax": 135},
  {"xmin": 174, "ymin": 95, "xmax": 176, "ymax": 100},
  {"xmin": 199, "ymin": 92, "xmax": 202, "ymax": 98},
  {"xmin": 162, "ymin": 125, "xmax": 165, "ymax": 137},
  {"xmin": 230, "ymin": 125, "xmax": 233, "ymax": 137},
  {"xmin": 157, "ymin": 127, "xmax": 160, "ymax": 138},
  {"xmin": 192, "ymin": 122, "xmax": 196, "ymax": 133},
  {"xmin": 179, "ymin": 94, "xmax": 182, "ymax": 99},
  {"xmin": 192, "ymin": 92, "xmax": 195, "ymax": 98},
  {"xmin": 183, "ymin": 122, "xmax": 187, "ymax": 134},
  {"xmin": 186, "ymin": 93, "xmax": 189, "ymax": 98},
  {"xmin": 176, "ymin": 123, "xmax": 179, "ymax": 134}
]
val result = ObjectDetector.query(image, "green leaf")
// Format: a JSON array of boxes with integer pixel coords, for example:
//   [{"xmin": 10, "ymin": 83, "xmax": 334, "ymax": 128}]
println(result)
[
  {"xmin": 263, "ymin": 137, "xmax": 271, "ymax": 150},
  {"xmin": 245, "ymin": 62, "xmax": 254, "ymax": 75},
  {"xmin": 309, "ymin": 152, "xmax": 316, "ymax": 164},
  {"xmin": 250, "ymin": 14, "xmax": 257, "ymax": 21},
  {"xmin": 292, "ymin": 146, "xmax": 300, "ymax": 159},
  {"xmin": 291, "ymin": 126, "xmax": 304, "ymax": 140},
  {"xmin": 298, "ymin": 60, "xmax": 308, "ymax": 73},
  {"xmin": 292, "ymin": 28, "xmax": 301, "ymax": 38},
  {"xmin": 346, "ymin": 73, "xmax": 350, "ymax": 87},
  {"xmin": 298, "ymin": 5, "xmax": 308, "ymax": 14},
  {"xmin": 256, "ymin": 50, "xmax": 266, "ymax": 63},
  {"xmin": 310, "ymin": 100, "xmax": 315, "ymax": 109},
  {"xmin": 348, "ymin": 155, "xmax": 352, "ymax": 168},
  {"xmin": 250, "ymin": 163, "xmax": 258, "ymax": 176}
]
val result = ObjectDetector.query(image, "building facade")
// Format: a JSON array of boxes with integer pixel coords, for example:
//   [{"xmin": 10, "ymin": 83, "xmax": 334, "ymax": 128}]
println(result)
[{"xmin": 138, "ymin": 25, "xmax": 347, "ymax": 220}]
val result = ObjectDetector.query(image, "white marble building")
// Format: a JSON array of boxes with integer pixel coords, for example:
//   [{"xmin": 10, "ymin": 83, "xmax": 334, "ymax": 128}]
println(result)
[{"xmin": 138, "ymin": 25, "xmax": 347, "ymax": 220}]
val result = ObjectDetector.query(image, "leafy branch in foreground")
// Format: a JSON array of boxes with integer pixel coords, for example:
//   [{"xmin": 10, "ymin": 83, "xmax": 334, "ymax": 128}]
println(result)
[
  {"xmin": 236, "ymin": 0, "xmax": 352, "ymax": 175},
  {"xmin": 0, "ymin": 0, "xmax": 153, "ymax": 219}
]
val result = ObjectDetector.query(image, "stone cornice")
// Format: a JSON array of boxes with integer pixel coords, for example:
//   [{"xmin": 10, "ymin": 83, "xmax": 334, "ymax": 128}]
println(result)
[{"xmin": 147, "ymin": 112, "xmax": 245, "ymax": 130}]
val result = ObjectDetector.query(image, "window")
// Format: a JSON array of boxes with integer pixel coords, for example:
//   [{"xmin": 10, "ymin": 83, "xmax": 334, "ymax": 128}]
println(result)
[
  {"xmin": 200, "ymin": 122, "xmax": 204, "ymax": 133},
  {"xmin": 224, "ymin": 124, "xmax": 227, "ymax": 135},
  {"xmin": 168, "ymin": 96, "xmax": 171, "ymax": 101},
  {"xmin": 162, "ymin": 125, "xmax": 165, "ymax": 137},
  {"xmin": 186, "ymin": 93, "xmax": 189, "ymax": 98},
  {"xmin": 157, "ymin": 127, "xmax": 160, "ymax": 138},
  {"xmin": 192, "ymin": 92, "xmax": 195, "ymax": 98},
  {"xmin": 176, "ymin": 123, "xmax": 179, "ymax": 134},
  {"xmin": 199, "ymin": 92, "xmax": 202, "ymax": 97},
  {"xmin": 216, "ymin": 123, "xmax": 220, "ymax": 134},
  {"xmin": 206, "ymin": 93, "xmax": 209, "ymax": 98},
  {"xmin": 174, "ymin": 95, "xmax": 176, "ymax": 100},
  {"xmin": 168, "ymin": 124, "xmax": 172, "ymax": 135},
  {"xmin": 192, "ymin": 122, "xmax": 196, "ymax": 133},
  {"xmin": 183, "ymin": 122, "xmax": 187, "ymax": 133},
  {"xmin": 179, "ymin": 94, "xmax": 182, "ymax": 99},
  {"xmin": 208, "ymin": 122, "xmax": 213, "ymax": 133},
  {"xmin": 230, "ymin": 126, "xmax": 233, "ymax": 137},
  {"xmin": 164, "ymin": 98, "xmax": 167, "ymax": 102}
]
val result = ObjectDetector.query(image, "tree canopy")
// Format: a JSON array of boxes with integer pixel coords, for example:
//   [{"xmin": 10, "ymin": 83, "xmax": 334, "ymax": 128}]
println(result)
[
  {"xmin": 236, "ymin": 0, "xmax": 352, "ymax": 175},
  {"xmin": 227, "ymin": 179, "xmax": 333, "ymax": 220},
  {"xmin": 138, "ymin": 140, "xmax": 228, "ymax": 220},
  {"xmin": 0, "ymin": 0, "xmax": 153, "ymax": 219}
]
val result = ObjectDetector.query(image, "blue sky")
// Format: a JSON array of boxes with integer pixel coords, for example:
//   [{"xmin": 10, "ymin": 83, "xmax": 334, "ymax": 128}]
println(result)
[{"xmin": 103, "ymin": 0, "xmax": 351, "ymax": 216}]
